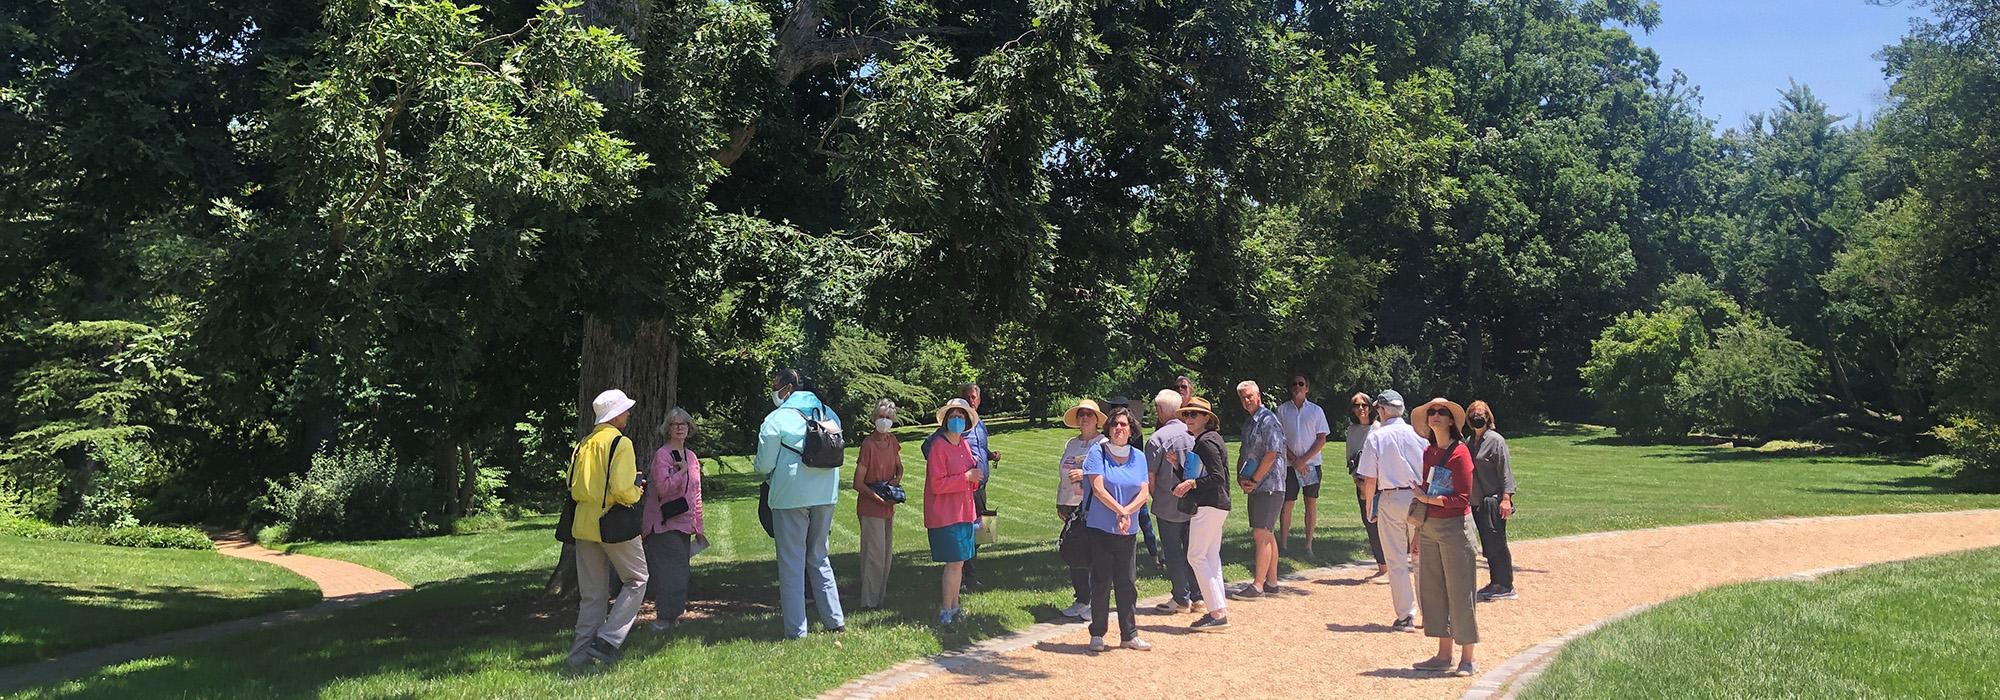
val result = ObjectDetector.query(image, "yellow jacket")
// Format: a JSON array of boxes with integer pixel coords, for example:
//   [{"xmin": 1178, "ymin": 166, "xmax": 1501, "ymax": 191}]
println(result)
[{"xmin": 569, "ymin": 423, "xmax": 643, "ymax": 542}]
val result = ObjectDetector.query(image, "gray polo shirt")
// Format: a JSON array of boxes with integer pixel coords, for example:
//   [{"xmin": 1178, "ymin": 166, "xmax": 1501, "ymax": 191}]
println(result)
[{"xmin": 1144, "ymin": 419, "xmax": 1196, "ymax": 522}]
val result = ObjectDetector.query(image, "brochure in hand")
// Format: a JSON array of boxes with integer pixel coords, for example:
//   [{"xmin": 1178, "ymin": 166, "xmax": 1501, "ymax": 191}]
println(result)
[{"xmin": 1424, "ymin": 465, "xmax": 1455, "ymax": 498}]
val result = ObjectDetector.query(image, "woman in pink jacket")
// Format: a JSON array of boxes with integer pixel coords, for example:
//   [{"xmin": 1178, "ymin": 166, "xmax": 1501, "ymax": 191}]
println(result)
[
  {"xmin": 643, "ymin": 407, "xmax": 705, "ymax": 632},
  {"xmin": 924, "ymin": 398, "xmax": 983, "ymax": 626}
]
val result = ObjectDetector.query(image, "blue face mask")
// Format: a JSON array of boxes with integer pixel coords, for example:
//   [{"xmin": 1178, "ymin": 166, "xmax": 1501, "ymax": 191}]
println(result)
[{"xmin": 946, "ymin": 417, "xmax": 968, "ymax": 434}]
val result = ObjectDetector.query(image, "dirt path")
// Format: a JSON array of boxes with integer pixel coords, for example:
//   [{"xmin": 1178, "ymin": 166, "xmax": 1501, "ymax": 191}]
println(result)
[
  {"xmin": 830, "ymin": 509, "xmax": 2000, "ymax": 700},
  {"xmin": 0, "ymin": 532, "xmax": 410, "ymax": 695}
]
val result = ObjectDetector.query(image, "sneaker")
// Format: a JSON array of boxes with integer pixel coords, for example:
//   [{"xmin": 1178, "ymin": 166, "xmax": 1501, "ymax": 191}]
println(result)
[
  {"xmin": 564, "ymin": 651, "xmax": 594, "ymax": 668},
  {"xmin": 1413, "ymin": 656, "xmax": 1453, "ymax": 671},
  {"xmin": 1482, "ymin": 587, "xmax": 1519, "ymax": 601},
  {"xmin": 938, "ymin": 608, "xmax": 956, "ymax": 626},
  {"xmin": 1475, "ymin": 583, "xmax": 1497, "ymax": 597},
  {"xmin": 1154, "ymin": 599, "xmax": 1190, "ymax": 613},
  {"xmin": 1391, "ymin": 616, "xmax": 1417, "ymax": 632},
  {"xmin": 1122, "ymin": 636, "xmax": 1153, "ymax": 651},
  {"xmin": 584, "ymin": 637, "xmax": 621, "ymax": 664},
  {"xmin": 1189, "ymin": 614, "xmax": 1230, "ymax": 632},
  {"xmin": 1190, "ymin": 601, "xmax": 1206, "ymax": 614},
  {"xmin": 1454, "ymin": 661, "xmax": 1477, "ymax": 677},
  {"xmin": 649, "ymin": 619, "xmax": 678, "ymax": 633},
  {"xmin": 1088, "ymin": 636, "xmax": 1107, "ymax": 653},
  {"xmin": 1060, "ymin": 601, "xmax": 1089, "ymax": 618},
  {"xmin": 1229, "ymin": 584, "xmax": 1263, "ymax": 600},
  {"xmin": 1262, "ymin": 583, "xmax": 1291, "ymax": 596}
]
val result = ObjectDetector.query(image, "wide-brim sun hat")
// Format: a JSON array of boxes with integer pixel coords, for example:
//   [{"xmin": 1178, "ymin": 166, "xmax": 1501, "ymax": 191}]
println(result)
[
  {"xmin": 592, "ymin": 389, "xmax": 636, "ymax": 425},
  {"xmin": 1178, "ymin": 396, "xmax": 1216, "ymax": 420},
  {"xmin": 1062, "ymin": 399, "xmax": 1105, "ymax": 429},
  {"xmin": 1411, "ymin": 397, "xmax": 1467, "ymax": 442},
  {"xmin": 936, "ymin": 398, "xmax": 981, "ymax": 427}
]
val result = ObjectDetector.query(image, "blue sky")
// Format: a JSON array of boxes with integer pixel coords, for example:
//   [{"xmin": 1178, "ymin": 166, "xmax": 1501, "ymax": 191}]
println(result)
[{"xmin": 1628, "ymin": 0, "xmax": 1928, "ymax": 130}]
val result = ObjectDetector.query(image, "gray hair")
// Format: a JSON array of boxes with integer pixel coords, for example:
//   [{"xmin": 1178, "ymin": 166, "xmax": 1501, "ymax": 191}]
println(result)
[
  {"xmin": 659, "ymin": 406, "xmax": 695, "ymax": 438},
  {"xmin": 1235, "ymin": 380, "xmax": 1260, "ymax": 395},
  {"xmin": 873, "ymin": 398, "xmax": 898, "ymax": 420},
  {"xmin": 1153, "ymin": 389, "xmax": 1183, "ymax": 419}
]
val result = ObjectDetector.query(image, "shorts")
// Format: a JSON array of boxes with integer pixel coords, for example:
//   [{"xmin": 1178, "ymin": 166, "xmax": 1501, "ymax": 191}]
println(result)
[
  {"xmin": 1285, "ymin": 467, "xmax": 1322, "ymax": 502},
  {"xmin": 1247, "ymin": 492, "xmax": 1284, "ymax": 530},
  {"xmin": 928, "ymin": 523, "xmax": 976, "ymax": 562}
]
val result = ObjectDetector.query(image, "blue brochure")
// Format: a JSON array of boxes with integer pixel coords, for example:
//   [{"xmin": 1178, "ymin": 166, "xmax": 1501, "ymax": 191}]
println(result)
[{"xmin": 1425, "ymin": 465, "xmax": 1454, "ymax": 498}]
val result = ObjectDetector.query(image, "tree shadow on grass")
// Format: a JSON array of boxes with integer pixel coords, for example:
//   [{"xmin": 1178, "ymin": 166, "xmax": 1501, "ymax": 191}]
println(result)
[{"xmin": 0, "ymin": 579, "xmax": 318, "ymax": 667}]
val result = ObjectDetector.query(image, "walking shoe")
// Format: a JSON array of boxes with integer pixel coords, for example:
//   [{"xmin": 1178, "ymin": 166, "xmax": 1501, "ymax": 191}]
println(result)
[
  {"xmin": 1154, "ymin": 599, "xmax": 1190, "ymax": 613},
  {"xmin": 564, "ymin": 651, "xmax": 594, "ymax": 668},
  {"xmin": 649, "ymin": 619, "xmax": 678, "ymax": 632},
  {"xmin": 938, "ymin": 608, "xmax": 956, "ymax": 626},
  {"xmin": 1413, "ymin": 656, "xmax": 1453, "ymax": 671},
  {"xmin": 1088, "ymin": 636, "xmax": 1108, "ymax": 653},
  {"xmin": 1189, "ymin": 614, "xmax": 1230, "ymax": 632},
  {"xmin": 1391, "ymin": 616, "xmax": 1417, "ymax": 632},
  {"xmin": 1190, "ymin": 601, "xmax": 1206, "ymax": 614},
  {"xmin": 1060, "ymin": 601, "xmax": 1089, "ymax": 618},
  {"xmin": 1481, "ymin": 587, "xmax": 1519, "ymax": 601},
  {"xmin": 584, "ymin": 637, "xmax": 622, "ymax": 664},
  {"xmin": 1262, "ymin": 583, "xmax": 1292, "ymax": 596},
  {"xmin": 1454, "ymin": 661, "xmax": 1477, "ymax": 677},
  {"xmin": 1122, "ymin": 636, "xmax": 1153, "ymax": 651},
  {"xmin": 1229, "ymin": 584, "xmax": 1263, "ymax": 600}
]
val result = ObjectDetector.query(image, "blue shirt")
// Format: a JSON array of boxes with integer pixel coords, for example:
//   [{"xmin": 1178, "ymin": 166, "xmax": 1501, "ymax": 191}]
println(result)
[
  {"xmin": 1238, "ymin": 406, "xmax": 1287, "ymax": 493},
  {"xmin": 1082, "ymin": 443, "xmax": 1149, "ymax": 535},
  {"xmin": 752, "ymin": 391, "xmax": 843, "ymax": 509},
  {"xmin": 965, "ymin": 419, "xmax": 992, "ymax": 477}
]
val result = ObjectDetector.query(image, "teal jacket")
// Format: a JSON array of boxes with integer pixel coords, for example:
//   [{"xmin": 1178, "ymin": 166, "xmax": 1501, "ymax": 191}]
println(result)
[{"xmin": 754, "ymin": 391, "xmax": 843, "ymax": 510}]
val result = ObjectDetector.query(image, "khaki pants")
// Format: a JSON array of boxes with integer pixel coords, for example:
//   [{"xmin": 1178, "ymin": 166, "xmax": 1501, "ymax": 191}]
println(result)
[
  {"xmin": 1375, "ymin": 488, "xmax": 1418, "ymax": 619},
  {"xmin": 574, "ymin": 537, "xmax": 648, "ymax": 657},
  {"xmin": 858, "ymin": 515, "xmax": 893, "ymax": 608},
  {"xmin": 1418, "ymin": 514, "xmax": 1479, "ymax": 645}
]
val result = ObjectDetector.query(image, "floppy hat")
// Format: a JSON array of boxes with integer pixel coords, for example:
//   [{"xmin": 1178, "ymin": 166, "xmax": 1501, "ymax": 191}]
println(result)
[
  {"xmin": 1062, "ymin": 399, "xmax": 1105, "ymax": 429},
  {"xmin": 592, "ymin": 389, "xmax": 636, "ymax": 425},
  {"xmin": 1410, "ymin": 397, "xmax": 1467, "ymax": 442},
  {"xmin": 936, "ymin": 398, "xmax": 980, "ymax": 427},
  {"xmin": 1177, "ymin": 396, "xmax": 1216, "ymax": 420}
]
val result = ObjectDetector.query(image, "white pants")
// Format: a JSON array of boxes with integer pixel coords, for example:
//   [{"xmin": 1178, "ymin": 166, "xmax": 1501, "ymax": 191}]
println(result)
[
  {"xmin": 573, "ymin": 537, "xmax": 648, "ymax": 657},
  {"xmin": 1374, "ymin": 488, "xmax": 1418, "ymax": 620},
  {"xmin": 1187, "ymin": 506, "xmax": 1229, "ymax": 615}
]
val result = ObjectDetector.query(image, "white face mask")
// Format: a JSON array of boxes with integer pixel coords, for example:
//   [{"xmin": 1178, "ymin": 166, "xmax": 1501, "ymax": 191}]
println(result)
[
  {"xmin": 771, "ymin": 391, "xmax": 785, "ymax": 407},
  {"xmin": 874, "ymin": 418, "xmax": 894, "ymax": 433}
]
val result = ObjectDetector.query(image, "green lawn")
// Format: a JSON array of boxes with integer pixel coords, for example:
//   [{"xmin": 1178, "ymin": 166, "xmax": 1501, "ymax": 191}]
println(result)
[
  {"xmin": 1523, "ymin": 545, "xmax": 2000, "ymax": 698},
  {"xmin": 14, "ymin": 422, "xmax": 2000, "ymax": 699},
  {"xmin": 0, "ymin": 536, "xmax": 320, "ymax": 667}
]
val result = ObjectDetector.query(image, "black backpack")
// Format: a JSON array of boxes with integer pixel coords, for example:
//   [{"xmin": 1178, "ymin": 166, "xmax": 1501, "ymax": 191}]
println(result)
[{"xmin": 785, "ymin": 405, "xmax": 846, "ymax": 469}]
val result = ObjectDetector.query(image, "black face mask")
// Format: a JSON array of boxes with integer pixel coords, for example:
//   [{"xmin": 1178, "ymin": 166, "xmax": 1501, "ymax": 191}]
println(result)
[{"xmin": 1468, "ymin": 415, "xmax": 1489, "ymax": 429}]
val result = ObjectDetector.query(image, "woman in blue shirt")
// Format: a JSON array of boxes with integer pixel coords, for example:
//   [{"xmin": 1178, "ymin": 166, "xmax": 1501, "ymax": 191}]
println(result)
[{"xmin": 1082, "ymin": 407, "xmax": 1153, "ymax": 653}]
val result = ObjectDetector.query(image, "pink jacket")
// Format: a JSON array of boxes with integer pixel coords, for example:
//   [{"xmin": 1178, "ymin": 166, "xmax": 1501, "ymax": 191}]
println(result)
[
  {"xmin": 924, "ymin": 436, "xmax": 978, "ymax": 529},
  {"xmin": 644, "ymin": 445, "xmax": 704, "ymax": 536}
]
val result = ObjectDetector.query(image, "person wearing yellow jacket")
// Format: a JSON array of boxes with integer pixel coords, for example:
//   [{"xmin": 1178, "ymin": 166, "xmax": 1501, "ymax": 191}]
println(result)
[{"xmin": 567, "ymin": 389, "xmax": 649, "ymax": 667}]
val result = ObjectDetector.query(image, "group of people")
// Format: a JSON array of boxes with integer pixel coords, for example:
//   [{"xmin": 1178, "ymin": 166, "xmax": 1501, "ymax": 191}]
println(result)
[{"xmin": 559, "ymin": 369, "xmax": 1520, "ymax": 679}]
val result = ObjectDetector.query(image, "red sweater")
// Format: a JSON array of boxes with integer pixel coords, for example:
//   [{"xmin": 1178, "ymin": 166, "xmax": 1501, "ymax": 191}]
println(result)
[
  {"xmin": 1422, "ymin": 442, "xmax": 1476, "ymax": 518},
  {"xmin": 924, "ymin": 436, "xmax": 979, "ymax": 528}
]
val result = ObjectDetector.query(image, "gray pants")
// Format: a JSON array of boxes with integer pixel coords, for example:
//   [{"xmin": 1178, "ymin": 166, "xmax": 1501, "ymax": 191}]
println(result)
[
  {"xmin": 573, "ymin": 538, "xmax": 648, "ymax": 657},
  {"xmin": 642, "ymin": 531, "xmax": 692, "ymax": 622},
  {"xmin": 774, "ymin": 504, "xmax": 845, "ymax": 638},
  {"xmin": 1418, "ymin": 514, "xmax": 1479, "ymax": 645},
  {"xmin": 857, "ymin": 516, "xmax": 893, "ymax": 608}
]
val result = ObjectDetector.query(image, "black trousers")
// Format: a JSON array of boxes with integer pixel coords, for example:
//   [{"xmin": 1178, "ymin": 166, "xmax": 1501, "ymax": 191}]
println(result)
[
  {"xmin": 1087, "ymin": 528, "xmax": 1138, "ymax": 641},
  {"xmin": 1354, "ymin": 478, "xmax": 1385, "ymax": 565},
  {"xmin": 1058, "ymin": 505, "xmax": 1091, "ymax": 604},
  {"xmin": 1473, "ymin": 503, "xmax": 1513, "ymax": 589}
]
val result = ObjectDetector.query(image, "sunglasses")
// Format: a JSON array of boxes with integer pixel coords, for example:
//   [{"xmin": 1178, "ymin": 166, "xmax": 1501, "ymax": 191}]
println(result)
[{"xmin": 1352, "ymin": 403, "xmax": 1369, "ymax": 409}]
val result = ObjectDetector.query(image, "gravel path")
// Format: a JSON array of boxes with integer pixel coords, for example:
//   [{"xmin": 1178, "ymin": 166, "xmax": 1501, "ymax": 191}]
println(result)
[
  {"xmin": 837, "ymin": 509, "xmax": 2000, "ymax": 700},
  {"xmin": 0, "ymin": 531, "xmax": 409, "ymax": 695}
]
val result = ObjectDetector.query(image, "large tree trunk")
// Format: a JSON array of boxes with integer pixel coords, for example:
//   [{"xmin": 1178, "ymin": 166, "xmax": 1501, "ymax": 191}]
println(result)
[{"xmin": 552, "ymin": 314, "xmax": 679, "ymax": 600}]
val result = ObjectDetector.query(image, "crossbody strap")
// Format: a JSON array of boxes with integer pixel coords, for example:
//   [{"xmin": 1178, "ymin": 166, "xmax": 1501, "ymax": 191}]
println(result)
[{"xmin": 601, "ymin": 436, "xmax": 625, "ymax": 509}]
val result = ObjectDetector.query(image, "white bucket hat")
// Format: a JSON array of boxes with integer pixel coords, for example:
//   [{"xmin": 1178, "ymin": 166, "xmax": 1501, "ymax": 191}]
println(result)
[{"xmin": 592, "ymin": 389, "xmax": 637, "ymax": 425}]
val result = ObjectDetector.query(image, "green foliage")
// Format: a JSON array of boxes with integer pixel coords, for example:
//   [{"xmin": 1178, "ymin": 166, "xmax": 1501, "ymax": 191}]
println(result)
[
  {"xmin": 263, "ymin": 443, "xmax": 443, "ymax": 541},
  {"xmin": 1932, "ymin": 415, "xmax": 2000, "ymax": 482},
  {"xmin": 1, "ymin": 516, "xmax": 213, "ymax": 550},
  {"xmin": 1679, "ymin": 318, "xmax": 1823, "ymax": 435},
  {"xmin": 1583, "ymin": 306, "xmax": 1708, "ymax": 436}
]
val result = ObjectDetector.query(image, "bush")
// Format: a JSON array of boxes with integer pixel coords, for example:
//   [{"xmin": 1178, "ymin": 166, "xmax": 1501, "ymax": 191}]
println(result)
[
  {"xmin": 0, "ymin": 515, "xmax": 212, "ymax": 549},
  {"xmin": 1677, "ymin": 318, "xmax": 1822, "ymax": 435},
  {"xmin": 1932, "ymin": 415, "xmax": 2000, "ymax": 482},
  {"xmin": 264, "ymin": 442, "xmax": 442, "ymax": 541}
]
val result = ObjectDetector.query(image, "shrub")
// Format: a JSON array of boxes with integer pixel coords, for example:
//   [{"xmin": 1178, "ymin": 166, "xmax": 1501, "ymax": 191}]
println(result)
[
  {"xmin": 1582, "ymin": 307, "xmax": 1706, "ymax": 436},
  {"xmin": 0, "ymin": 515, "xmax": 212, "ymax": 549},
  {"xmin": 1932, "ymin": 415, "xmax": 2000, "ymax": 482},
  {"xmin": 1677, "ymin": 318, "xmax": 1823, "ymax": 435},
  {"xmin": 264, "ymin": 442, "xmax": 442, "ymax": 541}
]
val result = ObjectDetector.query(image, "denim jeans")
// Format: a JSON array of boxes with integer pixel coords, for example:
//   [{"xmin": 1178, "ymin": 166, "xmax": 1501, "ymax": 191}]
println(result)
[
  {"xmin": 772, "ymin": 504, "xmax": 844, "ymax": 638},
  {"xmin": 1156, "ymin": 518, "xmax": 1200, "ymax": 603}
]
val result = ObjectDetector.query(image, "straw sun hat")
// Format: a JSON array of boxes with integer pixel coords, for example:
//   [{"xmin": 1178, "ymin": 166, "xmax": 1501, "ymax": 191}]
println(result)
[
  {"xmin": 1062, "ymin": 399, "xmax": 1105, "ymax": 429},
  {"xmin": 935, "ymin": 398, "xmax": 980, "ymax": 427},
  {"xmin": 1410, "ymin": 397, "xmax": 1467, "ymax": 442}
]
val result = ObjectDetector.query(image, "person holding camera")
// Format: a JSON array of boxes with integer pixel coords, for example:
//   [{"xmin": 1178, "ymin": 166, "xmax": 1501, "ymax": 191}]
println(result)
[
  {"xmin": 642, "ymin": 406, "xmax": 705, "ymax": 632},
  {"xmin": 854, "ymin": 399, "xmax": 905, "ymax": 610}
]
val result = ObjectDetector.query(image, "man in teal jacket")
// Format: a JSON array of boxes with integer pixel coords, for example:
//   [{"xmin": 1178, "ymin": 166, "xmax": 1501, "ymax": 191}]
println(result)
[{"xmin": 754, "ymin": 368, "xmax": 846, "ymax": 639}]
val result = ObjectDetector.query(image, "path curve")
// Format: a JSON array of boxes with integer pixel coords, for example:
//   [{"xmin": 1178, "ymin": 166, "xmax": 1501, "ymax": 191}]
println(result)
[
  {"xmin": 823, "ymin": 509, "xmax": 2000, "ymax": 700},
  {"xmin": 0, "ymin": 531, "xmax": 410, "ymax": 694}
]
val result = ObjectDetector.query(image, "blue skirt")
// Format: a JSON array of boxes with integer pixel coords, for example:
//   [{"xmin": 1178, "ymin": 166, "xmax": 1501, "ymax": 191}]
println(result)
[{"xmin": 928, "ymin": 523, "xmax": 976, "ymax": 563}]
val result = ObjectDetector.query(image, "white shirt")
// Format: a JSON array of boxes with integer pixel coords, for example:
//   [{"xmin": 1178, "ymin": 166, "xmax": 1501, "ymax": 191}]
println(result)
[
  {"xmin": 1357, "ymin": 416, "xmax": 1426, "ymax": 488},
  {"xmin": 1276, "ymin": 399, "xmax": 1331, "ymax": 466},
  {"xmin": 1057, "ymin": 434, "xmax": 1107, "ymax": 507}
]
